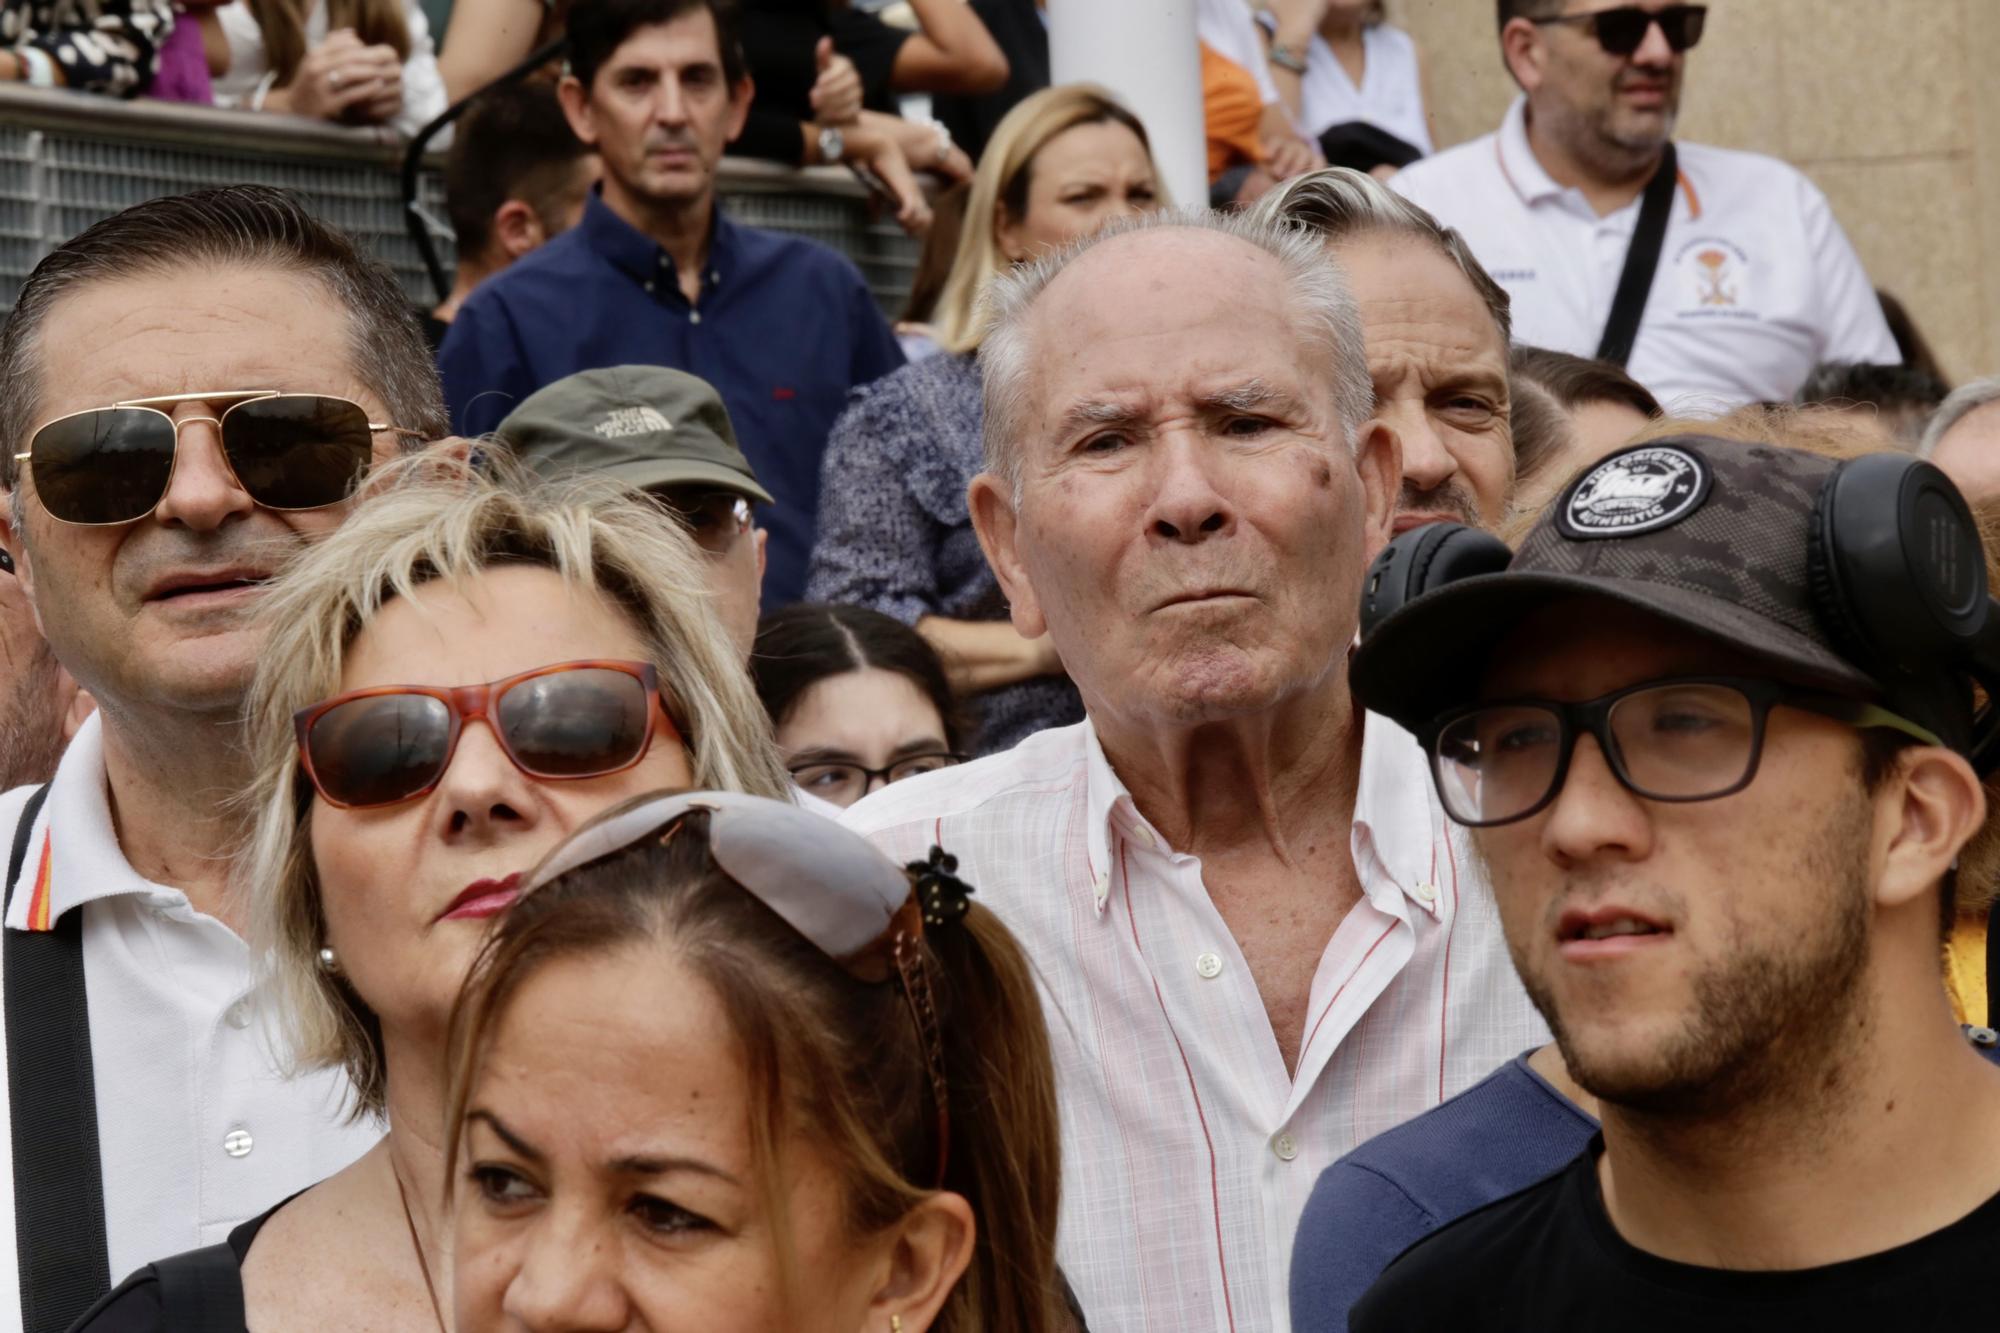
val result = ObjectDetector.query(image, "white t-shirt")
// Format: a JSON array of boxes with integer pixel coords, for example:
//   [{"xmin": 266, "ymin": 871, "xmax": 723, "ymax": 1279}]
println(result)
[
  {"xmin": 210, "ymin": 0, "xmax": 447, "ymax": 139},
  {"xmin": 1295, "ymin": 22, "xmax": 1431, "ymax": 153},
  {"xmin": 0, "ymin": 715, "xmax": 377, "ymax": 1312},
  {"xmin": 1392, "ymin": 96, "xmax": 1897, "ymax": 411}
]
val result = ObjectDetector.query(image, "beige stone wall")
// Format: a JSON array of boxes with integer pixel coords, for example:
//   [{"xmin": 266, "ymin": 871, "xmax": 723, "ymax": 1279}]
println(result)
[{"xmin": 1385, "ymin": 0, "xmax": 2000, "ymax": 385}]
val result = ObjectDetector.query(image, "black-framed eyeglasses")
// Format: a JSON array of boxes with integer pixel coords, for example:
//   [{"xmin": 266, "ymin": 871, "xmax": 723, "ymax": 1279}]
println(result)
[
  {"xmin": 654, "ymin": 488, "xmax": 754, "ymax": 557},
  {"xmin": 1532, "ymin": 4, "xmax": 1707, "ymax": 57},
  {"xmin": 789, "ymin": 751, "xmax": 968, "ymax": 808},
  {"xmin": 1419, "ymin": 675, "xmax": 1940, "ymax": 828}
]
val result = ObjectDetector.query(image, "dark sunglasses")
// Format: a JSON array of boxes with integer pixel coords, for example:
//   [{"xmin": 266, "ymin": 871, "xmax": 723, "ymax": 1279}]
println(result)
[
  {"xmin": 1533, "ymin": 4, "xmax": 1706, "ymax": 56},
  {"xmin": 295, "ymin": 661, "xmax": 682, "ymax": 810},
  {"xmin": 16, "ymin": 390, "xmax": 423, "ymax": 527},
  {"xmin": 524, "ymin": 788, "xmax": 960, "ymax": 1185},
  {"xmin": 654, "ymin": 489, "xmax": 755, "ymax": 558}
]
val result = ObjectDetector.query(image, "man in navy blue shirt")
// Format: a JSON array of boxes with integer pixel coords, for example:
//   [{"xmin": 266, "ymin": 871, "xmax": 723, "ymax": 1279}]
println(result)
[{"xmin": 438, "ymin": 0, "xmax": 904, "ymax": 604}]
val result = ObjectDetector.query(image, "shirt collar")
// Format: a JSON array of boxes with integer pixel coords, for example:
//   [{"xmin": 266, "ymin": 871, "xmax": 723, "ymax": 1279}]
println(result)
[
  {"xmin": 5, "ymin": 712, "xmax": 173, "ymax": 932},
  {"xmin": 581, "ymin": 189, "xmax": 740, "ymax": 289},
  {"xmin": 1495, "ymin": 94, "xmax": 1567, "ymax": 206}
]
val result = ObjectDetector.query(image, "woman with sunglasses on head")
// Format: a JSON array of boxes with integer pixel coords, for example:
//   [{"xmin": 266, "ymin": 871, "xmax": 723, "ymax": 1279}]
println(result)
[
  {"xmin": 72, "ymin": 456, "xmax": 791, "ymax": 1332},
  {"xmin": 445, "ymin": 789, "xmax": 1073, "ymax": 1332},
  {"xmin": 752, "ymin": 603, "xmax": 971, "ymax": 810}
]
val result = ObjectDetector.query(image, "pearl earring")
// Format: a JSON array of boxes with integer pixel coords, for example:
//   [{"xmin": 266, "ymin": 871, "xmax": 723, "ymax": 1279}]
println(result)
[{"xmin": 317, "ymin": 946, "xmax": 339, "ymax": 974}]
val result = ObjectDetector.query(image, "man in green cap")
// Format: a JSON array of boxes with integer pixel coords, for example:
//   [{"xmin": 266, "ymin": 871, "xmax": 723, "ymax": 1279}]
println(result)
[{"xmin": 495, "ymin": 364, "xmax": 770, "ymax": 656}]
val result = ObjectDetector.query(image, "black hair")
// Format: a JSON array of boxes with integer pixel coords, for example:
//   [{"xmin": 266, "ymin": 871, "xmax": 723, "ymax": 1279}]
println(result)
[
  {"xmin": 750, "ymin": 604, "xmax": 971, "ymax": 753},
  {"xmin": 444, "ymin": 82, "xmax": 594, "ymax": 259},
  {"xmin": 566, "ymin": 0, "xmax": 748, "ymax": 91},
  {"xmin": 1497, "ymin": 0, "xmax": 1566, "ymax": 26}
]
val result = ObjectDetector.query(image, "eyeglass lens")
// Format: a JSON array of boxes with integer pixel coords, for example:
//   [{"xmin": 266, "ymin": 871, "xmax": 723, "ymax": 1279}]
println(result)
[
  {"xmin": 1593, "ymin": 5, "xmax": 1705, "ymax": 56},
  {"xmin": 305, "ymin": 667, "xmax": 653, "ymax": 808},
  {"xmin": 661, "ymin": 491, "xmax": 753, "ymax": 557},
  {"xmin": 1434, "ymin": 682, "xmax": 1756, "ymax": 826},
  {"xmin": 26, "ymin": 395, "xmax": 376, "ymax": 525},
  {"xmin": 790, "ymin": 754, "xmax": 964, "ymax": 808}
]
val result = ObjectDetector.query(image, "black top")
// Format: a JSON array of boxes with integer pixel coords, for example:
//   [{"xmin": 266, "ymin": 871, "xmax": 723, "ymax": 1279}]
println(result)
[
  {"xmin": 1350, "ymin": 1135, "xmax": 2000, "ymax": 1332},
  {"xmin": 68, "ymin": 1197, "xmax": 287, "ymax": 1332},
  {"xmin": 731, "ymin": 0, "xmax": 910, "ymax": 165},
  {"xmin": 932, "ymin": 0, "xmax": 1047, "ymax": 160}
]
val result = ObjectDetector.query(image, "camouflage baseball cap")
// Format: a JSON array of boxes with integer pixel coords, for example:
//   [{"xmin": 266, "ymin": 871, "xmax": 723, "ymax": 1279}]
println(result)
[
  {"xmin": 494, "ymin": 365, "xmax": 774, "ymax": 504},
  {"xmin": 1352, "ymin": 435, "xmax": 1964, "ymax": 741}
]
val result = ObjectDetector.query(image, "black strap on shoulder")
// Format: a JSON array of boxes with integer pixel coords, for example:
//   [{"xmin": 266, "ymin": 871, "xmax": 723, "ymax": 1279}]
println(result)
[
  {"xmin": 151, "ymin": 1241, "xmax": 247, "ymax": 1333},
  {"xmin": 1594, "ymin": 142, "xmax": 1679, "ymax": 369},
  {"xmin": 5, "ymin": 784, "xmax": 113, "ymax": 1333}
]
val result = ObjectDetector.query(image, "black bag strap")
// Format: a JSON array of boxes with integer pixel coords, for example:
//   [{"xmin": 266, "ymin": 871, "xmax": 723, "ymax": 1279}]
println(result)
[
  {"xmin": 151, "ymin": 1240, "xmax": 247, "ymax": 1333},
  {"xmin": 4, "ymin": 784, "xmax": 113, "ymax": 1333},
  {"xmin": 1594, "ymin": 141, "xmax": 1679, "ymax": 368}
]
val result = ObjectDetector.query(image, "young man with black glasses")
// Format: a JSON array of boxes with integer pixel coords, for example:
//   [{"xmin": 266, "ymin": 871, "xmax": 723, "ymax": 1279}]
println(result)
[
  {"xmin": 1389, "ymin": 1, "xmax": 1895, "ymax": 410},
  {"xmin": 1337, "ymin": 435, "xmax": 2000, "ymax": 1329}
]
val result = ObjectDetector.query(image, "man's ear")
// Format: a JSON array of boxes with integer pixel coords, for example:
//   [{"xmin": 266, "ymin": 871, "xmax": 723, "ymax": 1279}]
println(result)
[
  {"xmin": 557, "ymin": 74, "xmax": 599, "ymax": 148},
  {"xmin": 753, "ymin": 525, "xmax": 768, "ymax": 583},
  {"xmin": 1499, "ymin": 16, "xmax": 1548, "ymax": 92},
  {"xmin": 1875, "ymin": 747, "xmax": 1986, "ymax": 913},
  {"xmin": 864, "ymin": 1191, "xmax": 975, "ymax": 1333},
  {"xmin": 725, "ymin": 73, "xmax": 754, "ymax": 145},
  {"xmin": 0, "ymin": 496, "xmax": 40, "ymax": 630},
  {"xmin": 492, "ymin": 199, "xmax": 549, "ymax": 261},
  {"xmin": 1355, "ymin": 417, "xmax": 1402, "ymax": 562},
  {"xmin": 968, "ymin": 472, "xmax": 1046, "ymax": 640}
]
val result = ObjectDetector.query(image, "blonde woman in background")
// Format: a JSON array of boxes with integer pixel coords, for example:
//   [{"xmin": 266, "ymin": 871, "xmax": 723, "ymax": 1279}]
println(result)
[
  {"xmin": 73, "ymin": 455, "xmax": 791, "ymax": 1330},
  {"xmin": 804, "ymin": 84, "xmax": 1165, "ymax": 756}
]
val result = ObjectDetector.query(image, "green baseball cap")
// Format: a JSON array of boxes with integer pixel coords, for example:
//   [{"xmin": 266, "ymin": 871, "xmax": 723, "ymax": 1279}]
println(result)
[{"xmin": 494, "ymin": 365, "xmax": 774, "ymax": 504}]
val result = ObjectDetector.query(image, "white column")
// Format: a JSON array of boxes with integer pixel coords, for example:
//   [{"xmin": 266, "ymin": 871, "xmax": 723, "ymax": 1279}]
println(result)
[{"xmin": 1046, "ymin": 0, "xmax": 1206, "ymax": 211}]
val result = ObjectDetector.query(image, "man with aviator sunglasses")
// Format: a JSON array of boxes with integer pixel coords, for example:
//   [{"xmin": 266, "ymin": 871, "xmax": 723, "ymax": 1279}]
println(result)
[
  {"xmin": 0, "ymin": 186, "xmax": 443, "ymax": 1330},
  {"xmin": 1390, "ymin": 1, "xmax": 1895, "ymax": 409}
]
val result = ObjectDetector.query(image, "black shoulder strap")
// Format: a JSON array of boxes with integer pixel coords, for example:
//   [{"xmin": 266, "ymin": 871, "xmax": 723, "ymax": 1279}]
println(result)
[
  {"xmin": 5, "ymin": 784, "xmax": 113, "ymax": 1333},
  {"xmin": 151, "ymin": 1241, "xmax": 247, "ymax": 1333},
  {"xmin": 1594, "ymin": 142, "xmax": 1679, "ymax": 369}
]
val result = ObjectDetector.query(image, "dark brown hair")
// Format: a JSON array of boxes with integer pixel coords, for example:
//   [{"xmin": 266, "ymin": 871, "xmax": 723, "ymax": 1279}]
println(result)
[
  {"xmin": 444, "ymin": 809, "xmax": 1064, "ymax": 1331},
  {"xmin": 247, "ymin": 0, "xmax": 412, "ymax": 86},
  {"xmin": 445, "ymin": 82, "xmax": 595, "ymax": 258},
  {"xmin": 751, "ymin": 603, "xmax": 972, "ymax": 753}
]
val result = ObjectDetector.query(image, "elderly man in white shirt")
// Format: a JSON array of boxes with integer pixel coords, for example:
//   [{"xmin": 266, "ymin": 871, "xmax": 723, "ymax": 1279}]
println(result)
[
  {"xmin": 1391, "ymin": 1, "xmax": 1895, "ymax": 412},
  {"xmin": 843, "ymin": 208, "xmax": 1546, "ymax": 1332}
]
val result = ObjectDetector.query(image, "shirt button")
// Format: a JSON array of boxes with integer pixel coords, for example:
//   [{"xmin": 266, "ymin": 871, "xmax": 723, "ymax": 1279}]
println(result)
[
  {"xmin": 1415, "ymin": 882, "xmax": 1439, "ymax": 904},
  {"xmin": 1195, "ymin": 951, "xmax": 1223, "ymax": 979},
  {"xmin": 224, "ymin": 1000, "xmax": 251, "ymax": 1030},
  {"xmin": 643, "ymin": 280, "xmax": 655, "ymax": 293},
  {"xmin": 1272, "ymin": 1133, "xmax": 1298, "ymax": 1162},
  {"xmin": 1971, "ymin": 1026, "xmax": 1999, "ymax": 1047},
  {"xmin": 223, "ymin": 1128, "xmax": 254, "ymax": 1159}
]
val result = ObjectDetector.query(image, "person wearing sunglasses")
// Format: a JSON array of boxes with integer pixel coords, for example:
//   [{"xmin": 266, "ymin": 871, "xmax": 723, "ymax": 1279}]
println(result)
[
  {"xmin": 751, "ymin": 603, "xmax": 971, "ymax": 810},
  {"xmin": 495, "ymin": 364, "xmax": 770, "ymax": 659},
  {"xmin": 1340, "ymin": 434, "xmax": 2000, "ymax": 1330},
  {"xmin": 441, "ymin": 789, "xmax": 1073, "ymax": 1331},
  {"xmin": 1389, "ymin": 2, "xmax": 1896, "ymax": 411},
  {"xmin": 0, "ymin": 186, "xmax": 445, "ymax": 1331},
  {"xmin": 70, "ymin": 458, "xmax": 791, "ymax": 1330}
]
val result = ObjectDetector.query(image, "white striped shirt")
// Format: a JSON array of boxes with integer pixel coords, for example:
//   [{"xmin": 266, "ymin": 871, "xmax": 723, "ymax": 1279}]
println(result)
[{"xmin": 844, "ymin": 716, "xmax": 1547, "ymax": 1333}]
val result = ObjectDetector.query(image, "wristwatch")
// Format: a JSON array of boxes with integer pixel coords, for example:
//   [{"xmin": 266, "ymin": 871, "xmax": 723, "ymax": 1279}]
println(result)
[
  {"xmin": 817, "ymin": 124, "xmax": 845, "ymax": 166},
  {"xmin": 1268, "ymin": 41, "xmax": 1309, "ymax": 75}
]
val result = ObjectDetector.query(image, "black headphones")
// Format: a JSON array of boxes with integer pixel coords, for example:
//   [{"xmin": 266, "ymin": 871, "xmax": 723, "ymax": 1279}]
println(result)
[{"xmin": 1358, "ymin": 454, "xmax": 2000, "ymax": 774}]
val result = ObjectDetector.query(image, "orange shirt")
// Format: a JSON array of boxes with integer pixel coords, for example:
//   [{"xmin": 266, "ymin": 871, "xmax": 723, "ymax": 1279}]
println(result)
[{"xmin": 1202, "ymin": 41, "xmax": 1265, "ymax": 180}]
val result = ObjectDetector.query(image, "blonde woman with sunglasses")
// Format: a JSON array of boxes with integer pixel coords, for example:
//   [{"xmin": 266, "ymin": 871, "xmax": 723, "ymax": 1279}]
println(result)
[{"xmin": 72, "ymin": 454, "xmax": 790, "ymax": 1331}]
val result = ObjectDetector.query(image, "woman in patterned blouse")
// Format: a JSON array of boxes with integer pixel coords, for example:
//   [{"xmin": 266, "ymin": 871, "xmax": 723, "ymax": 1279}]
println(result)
[
  {"xmin": 806, "ymin": 83, "xmax": 1165, "ymax": 755},
  {"xmin": 0, "ymin": 0, "xmax": 174, "ymax": 95}
]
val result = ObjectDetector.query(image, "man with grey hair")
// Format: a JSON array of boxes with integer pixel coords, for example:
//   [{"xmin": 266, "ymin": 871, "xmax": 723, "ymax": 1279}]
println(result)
[
  {"xmin": 1922, "ymin": 375, "xmax": 2000, "ymax": 506},
  {"xmin": 0, "ymin": 186, "xmax": 435, "ymax": 1328},
  {"xmin": 845, "ymin": 208, "xmax": 1545, "ymax": 1331},
  {"xmin": 1253, "ymin": 166, "xmax": 1516, "ymax": 532}
]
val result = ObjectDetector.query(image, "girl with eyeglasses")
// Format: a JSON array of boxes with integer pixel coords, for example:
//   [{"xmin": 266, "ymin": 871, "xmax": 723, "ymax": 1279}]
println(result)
[{"xmin": 72, "ymin": 455, "xmax": 791, "ymax": 1331}]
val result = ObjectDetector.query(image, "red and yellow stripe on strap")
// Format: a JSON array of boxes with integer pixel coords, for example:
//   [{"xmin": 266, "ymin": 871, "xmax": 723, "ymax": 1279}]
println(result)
[{"xmin": 24, "ymin": 831, "xmax": 53, "ymax": 932}]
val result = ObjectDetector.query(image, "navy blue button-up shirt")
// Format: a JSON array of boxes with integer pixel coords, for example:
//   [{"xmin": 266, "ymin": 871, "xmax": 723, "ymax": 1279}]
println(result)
[{"xmin": 438, "ymin": 193, "xmax": 904, "ymax": 605}]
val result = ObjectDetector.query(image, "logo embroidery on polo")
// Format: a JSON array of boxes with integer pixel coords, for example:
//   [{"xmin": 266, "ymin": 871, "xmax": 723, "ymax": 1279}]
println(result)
[
  {"xmin": 594, "ymin": 406, "xmax": 673, "ymax": 439},
  {"xmin": 1674, "ymin": 236, "xmax": 1752, "ymax": 317},
  {"xmin": 1558, "ymin": 445, "xmax": 1710, "ymax": 539}
]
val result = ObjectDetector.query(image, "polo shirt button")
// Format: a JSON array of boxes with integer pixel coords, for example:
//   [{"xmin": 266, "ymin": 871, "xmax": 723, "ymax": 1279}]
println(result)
[
  {"xmin": 643, "ymin": 280, "xmax": 655, "ymax": 293},
  {"xmin": 223, "ymin": 1128, "xmax": 253, "ymax": 1158},
  {"xmin": 224, "ymin": 1000, "xmax": 251, "ymax": 1030},
  {"xmin": 1272, "ymin": 1133, "xmax": 1298, "ymax": 1162},
  {"xmin": 1971, "ymin": 1026, "xmax": 1998, "ymax": 1047},
  {"xmin": 1415, "ymin": 882, "xmax": 1438, "ymax": 903},
  {"xmin": 1195, "ymin": 951, "xmax": 1223, "ymax": 979}
]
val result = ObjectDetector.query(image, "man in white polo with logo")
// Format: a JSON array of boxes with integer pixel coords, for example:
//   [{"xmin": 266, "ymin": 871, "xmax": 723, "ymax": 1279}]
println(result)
[{"xmin": 1392, "ymin": 1, "xmax": 1895, "ymax": 411}]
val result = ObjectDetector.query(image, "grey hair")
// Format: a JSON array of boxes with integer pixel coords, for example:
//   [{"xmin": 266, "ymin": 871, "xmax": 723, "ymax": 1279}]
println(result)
[
  {"xmin": 1920, "ymin": 374, "xmax": 2000, "ymax": 459},
  {"xmin": 1250, "ymin": 166, "xmax": 1512, "ymax": 346},
  {"xmin": 978, "ymin": 206, "xmax": 1374, "ymax": 495},
  {"xmin": 0, "ymin": 185, "xmax": 447, "ymax": 495},
  {"xmin": 239, "ymin": 449, "xmax": 793, "ymax": 1119}
]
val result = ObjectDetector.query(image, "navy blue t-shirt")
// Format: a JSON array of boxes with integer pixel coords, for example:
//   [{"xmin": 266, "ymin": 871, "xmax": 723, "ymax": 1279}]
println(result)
[
  {"xmin": 1291, "ymin": 1051, "xmax": 1598, "ymax": 1331},
  {"xmin": 438, "ymin": 192, "xmax": 904, "ymax": 605}
]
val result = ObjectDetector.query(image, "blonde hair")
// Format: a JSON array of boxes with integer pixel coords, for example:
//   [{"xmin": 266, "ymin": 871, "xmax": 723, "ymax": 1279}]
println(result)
[
  {"xmin": 931, "ymin": 84, "xmax": 1163, "ymax": 354},
  {"xmin": 240, "ymin": 451, "xmax": 793, "ymax": 1116}
]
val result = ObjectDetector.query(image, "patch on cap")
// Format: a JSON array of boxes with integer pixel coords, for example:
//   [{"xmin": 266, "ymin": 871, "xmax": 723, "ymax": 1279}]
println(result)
[
  {"xmin": 1557, "ymin": 444, "xmax": 1711, "ymax": 540},
  {"xmin": 594, "ymin": 406, "xmax": 673, "ymax": 439}
]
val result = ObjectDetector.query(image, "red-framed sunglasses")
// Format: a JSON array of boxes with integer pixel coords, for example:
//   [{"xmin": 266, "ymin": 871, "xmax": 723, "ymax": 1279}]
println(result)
[{"xmin": 295, "ymin": 660, "xmax": 683, "ymax": 810}]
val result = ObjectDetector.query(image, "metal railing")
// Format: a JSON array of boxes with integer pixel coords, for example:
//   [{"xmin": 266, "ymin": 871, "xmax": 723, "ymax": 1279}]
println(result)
[{"xmin": 0, "ymin": 85, "xmax": 920, "ymax": 315}]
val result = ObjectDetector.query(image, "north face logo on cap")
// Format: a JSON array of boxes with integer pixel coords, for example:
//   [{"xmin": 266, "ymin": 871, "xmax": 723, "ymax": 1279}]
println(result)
[
  {"xmin": 594, "ymin": 406, "xmax": 673, "ymax": 439},
  {"xmin": 1558, "ymin": 445, "xmax": 1711, "ymax": 540}
]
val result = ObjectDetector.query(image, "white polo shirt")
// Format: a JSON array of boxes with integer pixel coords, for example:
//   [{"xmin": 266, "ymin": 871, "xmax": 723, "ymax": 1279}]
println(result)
[
  {"xmin": 0, "ymin": 713, "xmax": 377, "ymax": 1314},
  {"xmin": 1391, "ymin": 96, "xmax": 1897, "ymax": 412}
]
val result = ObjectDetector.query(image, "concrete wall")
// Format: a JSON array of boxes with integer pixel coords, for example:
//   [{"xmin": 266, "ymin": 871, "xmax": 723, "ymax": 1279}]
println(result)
[{"xmin": 1387, "ymin": 0, "xmax": 2000, "ymax": 385}]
